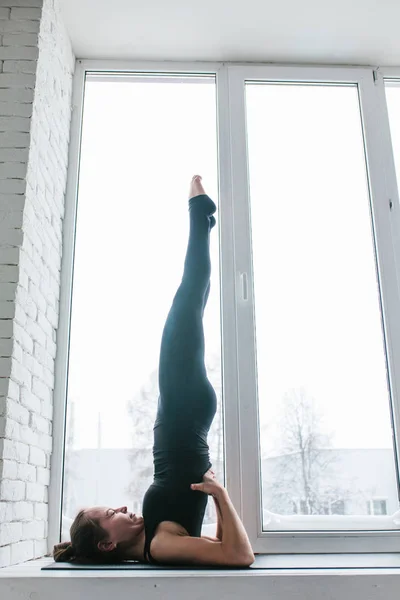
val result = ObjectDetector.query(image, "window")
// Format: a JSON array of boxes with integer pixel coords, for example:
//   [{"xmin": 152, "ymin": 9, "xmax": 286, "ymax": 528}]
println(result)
[
  {"xmin": 245, "ymin": 81, "xmax": 397, "ymax": 528},
  {"xmin": 51, "ymin": 63, "xmax": 400, "ymax": 555},
  {"xmin": 59, "ymin": 73, "xmax": 223, "ymax": 539},
  {"xmin": 331, "ymin": 500, "xmax": 345, "ymax": 516},
  {"xmin": 296, "ymin": 499, "xmax": 345, "ymax": 516},
  {"xmin": 367, "ymin": 499, "xmax": 388, "ymax": 516}
]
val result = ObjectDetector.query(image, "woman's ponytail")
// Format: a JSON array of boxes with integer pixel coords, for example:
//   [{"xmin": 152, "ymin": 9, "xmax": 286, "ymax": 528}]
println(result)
[{"xmin": 53, "ymin": 541, "xmax": 76, "ymax": 562}]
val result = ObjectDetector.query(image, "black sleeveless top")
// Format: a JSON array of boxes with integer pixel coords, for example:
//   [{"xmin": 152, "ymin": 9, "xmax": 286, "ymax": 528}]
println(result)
[
  {"xmin": 142, "ymin": 481, "xmax": 208, "ymax": 563},
  {"xmin": 142, "ymin": 419, "xmax": 211, "ymax": 563}
]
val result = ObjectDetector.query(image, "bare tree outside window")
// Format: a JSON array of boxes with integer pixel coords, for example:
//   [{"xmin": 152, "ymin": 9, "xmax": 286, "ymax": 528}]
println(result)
[{"xmin": 263, "ymin": 387, "xmax": 357, "ymax": 515}]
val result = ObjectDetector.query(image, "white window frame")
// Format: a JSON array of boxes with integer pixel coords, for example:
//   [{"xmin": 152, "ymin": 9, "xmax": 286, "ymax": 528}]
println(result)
[
  {"xmin": 380, "ymin": 67, "xmax": 400, "ymax": 309},
  {"xmin": 48, "ymin": 61, "xmax": 400, "ymax": 556},
  {"xmin": 227, "ymin": 64, "xmax": 400, "ymax": 553}
]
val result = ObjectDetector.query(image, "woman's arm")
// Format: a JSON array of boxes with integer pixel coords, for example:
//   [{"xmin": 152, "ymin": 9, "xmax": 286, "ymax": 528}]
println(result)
[
  {"xmin": 203, "ymin": 491, "xmax": 223, "ymax": 541},
  {"xmin": 204, "ymin": 486, "xmax": 254, "ymax": 562},
  {"xmin": 197, "ymin": 469, "xmax": 252, "ymax": 557},
  {"xmin": 213, "ymin": 494, "xmax": 223, "ymax": 540}
]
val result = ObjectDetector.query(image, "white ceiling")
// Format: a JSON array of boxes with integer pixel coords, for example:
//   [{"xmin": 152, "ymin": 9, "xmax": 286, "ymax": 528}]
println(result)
[{"xmin": 60, "ymin": 0, "xmax": 400, "ymax": 66}]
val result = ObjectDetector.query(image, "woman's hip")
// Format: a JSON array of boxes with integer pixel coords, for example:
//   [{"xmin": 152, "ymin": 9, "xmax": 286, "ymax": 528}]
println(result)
[
  {"xmin": 152, "ymin": 448, "xmax": 212, "ymax": 487},
  {"xmin": 155, "ymin": 379, "xmax": 217, "ymax": 430}
]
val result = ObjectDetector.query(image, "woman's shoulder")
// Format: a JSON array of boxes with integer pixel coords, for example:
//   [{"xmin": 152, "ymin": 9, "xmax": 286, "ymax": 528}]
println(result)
[{"xmin": 145, "ymin": 520, "xmax": 189, "ymax": 564}]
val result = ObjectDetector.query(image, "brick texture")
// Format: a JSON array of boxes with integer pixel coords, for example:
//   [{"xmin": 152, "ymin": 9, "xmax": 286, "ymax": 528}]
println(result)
[{"xmin": 0, "ymin": 0, "xmax": 75, "ymax": 566}]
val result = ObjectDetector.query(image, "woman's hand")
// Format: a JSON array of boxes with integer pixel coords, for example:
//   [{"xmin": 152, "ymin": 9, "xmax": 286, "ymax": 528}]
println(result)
[{"xmin": 191, "ymin": 469, "xmax": 225, "ymax": 497}]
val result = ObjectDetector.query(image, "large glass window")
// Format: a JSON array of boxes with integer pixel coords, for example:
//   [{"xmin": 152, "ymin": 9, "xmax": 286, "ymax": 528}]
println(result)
[
  {"xmin": 61, "ymin": 74, "xmax": 222, "ymax": 539},
  {"xmin": 245, "ymin": 82, "xmax": 398, "ymax": 529},
  {"xmin": 54, "ymin": 65, "xmax": 400, "ymax": 554}
]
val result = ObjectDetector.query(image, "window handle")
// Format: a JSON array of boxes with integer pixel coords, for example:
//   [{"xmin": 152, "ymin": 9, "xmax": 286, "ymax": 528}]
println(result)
[{"xmin": 240, "ymin": 272, "xmax": 248, "ymax": 301}]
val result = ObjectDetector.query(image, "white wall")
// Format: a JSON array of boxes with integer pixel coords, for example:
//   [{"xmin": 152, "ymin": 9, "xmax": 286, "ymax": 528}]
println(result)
[{"xmin": 0, "ymin": 0, "xmax": 75, "ymax": 567}]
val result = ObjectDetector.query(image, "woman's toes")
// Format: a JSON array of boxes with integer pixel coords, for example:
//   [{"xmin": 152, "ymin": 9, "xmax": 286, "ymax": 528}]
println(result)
[{"xmin": 189, "ymin": 175, "xmax": 206, "ymax": 199}]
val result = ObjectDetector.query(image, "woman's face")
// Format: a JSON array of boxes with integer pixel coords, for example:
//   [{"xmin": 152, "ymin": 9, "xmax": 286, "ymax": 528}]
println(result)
[{"xmin": 86, "ymin": 506, "xmax": 145, "ymax": 547}]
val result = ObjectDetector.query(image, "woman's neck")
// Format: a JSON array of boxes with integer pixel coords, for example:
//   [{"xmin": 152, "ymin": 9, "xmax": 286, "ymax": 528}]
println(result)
[{"xmin": 120, "ymin": 529, "xmax": 146, "ymax": 561}]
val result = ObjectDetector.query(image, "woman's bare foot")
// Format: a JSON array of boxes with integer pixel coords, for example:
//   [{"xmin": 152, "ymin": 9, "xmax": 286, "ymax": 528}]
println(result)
[
  {"xmin": 189, "ymin": 175, "xmax": 206, "ymax": 199},
  {"xmin": 188, "ymin": 175, "xmax": 216, "ymax": 228}
]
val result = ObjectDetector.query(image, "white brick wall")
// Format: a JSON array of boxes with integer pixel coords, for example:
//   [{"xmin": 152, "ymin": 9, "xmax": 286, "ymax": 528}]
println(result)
[{"xmin": 0, "ymin": 0, "xmax": 75, "ymax": 567}]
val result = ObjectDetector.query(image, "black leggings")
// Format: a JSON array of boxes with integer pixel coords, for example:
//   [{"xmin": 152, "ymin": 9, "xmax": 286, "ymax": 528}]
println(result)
[
  {"xmin": 142, "ymin": 195, "xmax": 218, "ymax": 558},
  {"xmin": 152, "ymin": 194, "xmax": 218, "ymax": 482}
]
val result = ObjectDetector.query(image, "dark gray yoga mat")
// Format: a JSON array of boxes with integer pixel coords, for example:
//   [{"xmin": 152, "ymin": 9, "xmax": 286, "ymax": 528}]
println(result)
[
  {"xmin": 42, "ymin": 554, "xmax": 400, "ymax": 571},
  {"xmin": 43, "ymin": 561, "xmax": 249, "ymax": 570}
]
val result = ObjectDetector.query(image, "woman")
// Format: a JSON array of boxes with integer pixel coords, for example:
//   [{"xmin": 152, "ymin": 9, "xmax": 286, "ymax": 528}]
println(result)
[{"xmin": 54, "ymin": 176, "xmax": 254, "ymax": 566}]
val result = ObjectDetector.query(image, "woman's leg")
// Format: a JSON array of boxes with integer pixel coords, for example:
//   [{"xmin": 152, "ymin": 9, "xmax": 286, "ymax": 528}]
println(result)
[{"xmin": 157, "ymin": 176, "xmax": 217, "ymax": 426}]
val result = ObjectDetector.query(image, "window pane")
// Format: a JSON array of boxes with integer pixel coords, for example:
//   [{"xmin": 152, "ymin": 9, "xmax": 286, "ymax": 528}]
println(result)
[
  {"xmin": 331, "ymin": 500, "xmax": 345, "ymax": 515},
  {"xmin": 385, "ymin": 82, "xmax": 400, "ymax": 192},
  {"xmin": 373, "ymin": 500, "xmax": 387, "ymax": 515},
  {"xmin": 245, "ymin": 82, "xmax": 399, "ymax": 529},
  {"xmin": 62, "ymin": 75, "xmax": 223, "ymax": 539}
]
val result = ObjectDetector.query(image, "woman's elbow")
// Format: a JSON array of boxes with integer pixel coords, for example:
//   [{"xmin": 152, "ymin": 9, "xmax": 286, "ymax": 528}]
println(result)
[
  {"xmin": 228, "ymin": 551, "xmax": 255, "ymax": 567},
  {"xmin": 242, "ymin": 551, "xmax": 255, "ymax": 567}
]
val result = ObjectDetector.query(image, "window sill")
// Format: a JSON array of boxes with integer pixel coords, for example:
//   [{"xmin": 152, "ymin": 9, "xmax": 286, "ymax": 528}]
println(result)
[
  {"xmin": 1, "ymin": 556, "xmax": 400, "ymax": 600},
  {"xmin": 1, "ymin": 554, "xmax": 400, "ymax": 576}
]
